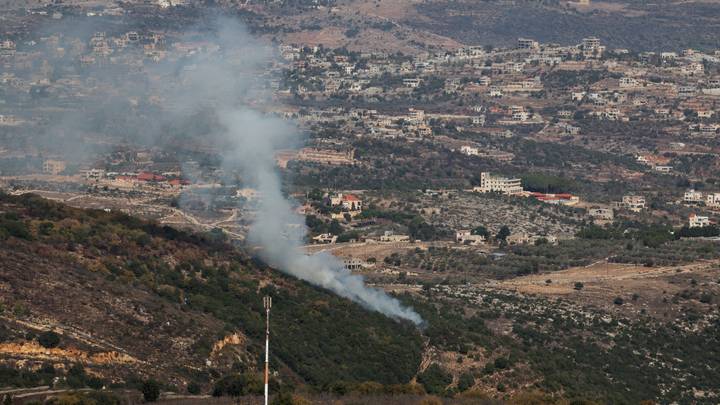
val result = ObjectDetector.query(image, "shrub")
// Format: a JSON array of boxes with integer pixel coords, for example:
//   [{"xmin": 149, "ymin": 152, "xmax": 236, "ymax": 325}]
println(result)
[
  {"xmin": 457, "ymin": 372, "xmax": 475, "ymax": 392},
  {"xmin": 353, "ymin": 381, "xmax": 384, "ymax": 395},
  {"xmin": 187, "ymin": 382, "xmax": 201, "ymax": 395},
  {"xmin": 271, "ymin": 391, "xmax": 291, "ymax": 405},
  {"xmin": 0, "ymin": 220, "xmax": 31, "ymax": 240},
  {"xmin": 142, "ymin": 379, "xmax": 160, "ymax": 402},
  {"xmin": 37, "ymin": 331, "xmax": 60, "ymax": 349},
  {"xmin": 574, "ymin": 282, "xmax": 584, "ymax": 290},
  {"xmin": 496, "ymin": 226, "xmax": 511, "ymax": 241},
  {"xmin": 614, "ymin": 297, "xmax": 624, "ymax": 305},
  {"xmin": 49, "ymin": 392, "xmax": 122, "ymax": 405},
  {"xmin": 493, "ymin": 357, "xmax": 509, "ymax": 370},
  {"xmin": 417, "ymin": 364, "xmax": 452, "ymax": 395},
  {"xmin": 212, "ymin": 373, "xmax": 262, "ymax": 397}
]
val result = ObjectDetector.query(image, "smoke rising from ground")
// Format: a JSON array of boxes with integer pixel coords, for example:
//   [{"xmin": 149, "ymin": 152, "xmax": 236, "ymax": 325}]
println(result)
[
  {"xmin": 20, "ymin": 14, "xmax": 422, "ymax": 324},
  {"xmin": 182, "ymin": 20, "xmax": 423, "ymax": 325},
  {"xmin": 219, "ymin": 109, "xmax": 423, "ymax": 324}
]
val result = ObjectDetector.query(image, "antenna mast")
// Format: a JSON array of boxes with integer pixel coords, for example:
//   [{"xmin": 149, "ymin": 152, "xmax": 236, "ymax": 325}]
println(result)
[{"xmin": 263, "ymin": 296, "xmax": 272, "ymax": 405}]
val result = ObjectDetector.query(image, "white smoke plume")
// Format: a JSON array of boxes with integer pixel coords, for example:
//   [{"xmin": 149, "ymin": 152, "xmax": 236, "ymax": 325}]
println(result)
[
  {"xmin": 19, "ymin": 13, "xmax": 422, "ymax": 324},
  {"xmin": 174, "ymin": 19, "xmax": 423, "ymax": 324}
]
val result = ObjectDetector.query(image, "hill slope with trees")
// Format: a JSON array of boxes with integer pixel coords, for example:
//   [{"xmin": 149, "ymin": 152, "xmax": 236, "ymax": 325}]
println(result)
[{"xmin": 0, "ymin": 192, "xmax": 422, "ymax": 393}]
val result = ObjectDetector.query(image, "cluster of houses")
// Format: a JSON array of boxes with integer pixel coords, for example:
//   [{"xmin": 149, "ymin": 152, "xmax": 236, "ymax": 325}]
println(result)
[
  {"xmin": 683, "ymin": 189, "xmax": 720, "ymax": 208},
  {"xmin": 274, "ymin": 35, "xmax": 720, "ymax": 151},
  {"xmin": 455, "ymin": 229, "xmax": 558, "ymax": 246},
  {"xmin": 312, "ymin": 229, "xmax": 411, "ymax": 245}
]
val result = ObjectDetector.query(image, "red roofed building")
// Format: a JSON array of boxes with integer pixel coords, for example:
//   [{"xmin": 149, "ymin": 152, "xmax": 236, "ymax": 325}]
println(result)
[
  {"xmin": 529, "ymin": 192, "xmax": 580, "ymax": 206},
  {"xmin": 341, "ymin": 194, "xmax": 363, "ymax": 211},
  {"xmin": 137, "ymin": 172, "xmax": 165, "ymax": 182},
  {"xmin": 168, "ymin": 178, "xmax": 191, "ymax": 188}
]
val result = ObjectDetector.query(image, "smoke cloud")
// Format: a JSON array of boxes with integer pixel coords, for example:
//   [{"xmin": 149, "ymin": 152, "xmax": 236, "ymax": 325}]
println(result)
[
  {"xmin": 220, "ymin": 109, "xmax": 423, "ymax": 325},
  {"xmin": 169, "ymin": 19, "xmax": 423, "ymax": 324},
  {"xmin": 17, "ymin": 14, "xmax": 422, "ymax": 324}
]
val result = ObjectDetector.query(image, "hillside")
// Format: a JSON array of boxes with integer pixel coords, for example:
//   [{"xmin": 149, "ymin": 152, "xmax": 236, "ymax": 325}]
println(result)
[
  {"xmin": 0, "ymin": 192, "xmax": 423, "ymax": 393},
  {"xmin": 249, "ymin": 0, "xmax": 720, "ymax": 53}
]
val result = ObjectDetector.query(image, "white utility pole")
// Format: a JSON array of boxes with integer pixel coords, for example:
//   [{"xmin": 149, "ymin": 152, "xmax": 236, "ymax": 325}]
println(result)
[{"xmin": 263, "ymin": 296, "xmax": 272, "ymax": 405}]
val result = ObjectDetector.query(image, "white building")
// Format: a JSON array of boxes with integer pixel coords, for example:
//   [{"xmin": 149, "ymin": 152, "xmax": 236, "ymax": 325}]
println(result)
[
  {"xmin": 689, "ymin": 214, "xmax": 710, "ymax": 228},
  {"xmin": 455, "ymin": 230, "xmax": 486, "ymax": 245},
  {"xmin": 684, "ymin": 189, "xmax": 704, "ymax": 204},
  {"xmin": 460, "ymin": 146, "xmax": 480, "ymax": 156},
  {"xmin": 618, "ymin": 195, "xmax": 646, "ymax": 212},
  {"xmin": 379, "ymin": 231, "xmax": 411, "ymax": 243},
  {"xmin": 581, "ymin": 37, "xmax": 604, "ymax": 58},
  {"xmin": 84, "ymin": 168, "xmax": 106, "ymax": 180},
  {"xmin": 489, "ymin": 87, "xmax": 503, "ymax": 97},
  {"xmin": 706, "ymin": 193, "xmax": 720, "ymax": 208},
  {"xmin": 329, "ymin": 193, "xmax": 363, "ymax": 211},
  {"xmin": 471, "ymin": 115, "xmax": 486, "ymax": 126},
  {"xmin": 312, "ymin": 233, "xmax": 337, "ymax": 244},
  {"xmin": 403, "ymin": 78, "xmax": 422, "ymax": 88},
  {"xmin": 473, "ymin": 172, "xmax": 523, "ymax": 195},
  {"xmin": 619, "ymin": 77, "xmax": 640, "ymax": 89},
  {"xmin": 342, "ymin": 257, "xmax": 364, "ymax": 271},
  {"xmin": 407, "ymin": 108, "xmax": 425, "ymax": 123},
  {"xmin": 517, "ymin": 38, "xmax": 539, "ymax": 50}
]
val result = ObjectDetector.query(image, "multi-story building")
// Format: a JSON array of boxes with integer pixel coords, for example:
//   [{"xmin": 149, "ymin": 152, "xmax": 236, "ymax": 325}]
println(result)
[
  {"xmin": 329, "ymin": 193, "xmax": 363, "ymax": 211},
  {"xmin": 581, "ymin": 37, "xmax": 604, "ymax": 58},
  {"xmin": 517, "ymin": 38, "xmax": 539, "ymax": 50},
  {"xmin": 589, "ymin": 208, "xmax": 614, "ymax": 221},
  {"xmin": 455, "ymin": 230, "xmax": 486, "ymax": 245},
  {"xmin": 706, "ymin": 193, "xmax": 720, "ymax": 208},
  {"xmin": 689, "ymin": 214, "xmax": 710, "ymax": 228},
  {"xmin": 340, "ymin": 194, "xmax": 363, "ymax": 211},
  {"xmin": 474, "ymin": 172, "xmax": 523, "ymax": 195},
  {"xmin": 617, "ymin": 195, "xmax": 646, "ymax": 212},
  {"xmin": 684, "ymin": 189, "xmax": 704, "ymax": 204},
  {"xmin": 43, "ymin": 160, "xmax": 66, "ymax": 175},
  {"xmin": 619, "ymin": 77, "xmax": 640, "ymax": 88},
  {"xmin": 460, "ymin": 145, "xmax": 480, "ymax": 156}
]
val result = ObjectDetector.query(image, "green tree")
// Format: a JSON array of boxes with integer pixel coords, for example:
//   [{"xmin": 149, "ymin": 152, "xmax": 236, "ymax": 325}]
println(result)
[
  {"xmin": 328, "ymin": 220, "xmax": 343, "ymax": 236},
  {"xmin": 187, "ymin": 382, "xmax": 201, "ymax": 395},
  {"xmin": 417, "ymin": 364, "xmax": 452, "ymax": 395},
  {"xmin": 457, "ymin": 372, "xmax": 475, "ymax": 392},
  {"xmin": 496, "ymin": 226, "xmax": 510, "ymax": 241},
  {"xmin": 307, "ymin": 188, "xmax": 323, "ymax": 201},
  {"xmin": 142, "ymin": 379, "xmax": 160, "ymax": 402},
  {"xmin": 37, "ymin": 331, "xmax": 60, "ymax": 349},
  {"xmin": 471, "ymin": 226, "xmax": 489, "ymax": 237},
  {"xmin": 271, "ymin": 391, "xmax": 295, "ymax": 405}
]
